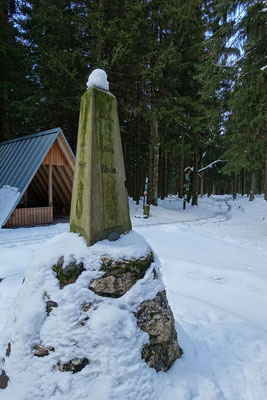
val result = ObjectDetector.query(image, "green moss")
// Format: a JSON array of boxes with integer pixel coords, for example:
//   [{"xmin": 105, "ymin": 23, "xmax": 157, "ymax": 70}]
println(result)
[
  {"xmin": 101, "ymin": 252, "xmax": 154, "ymax": 276},
  {"xmin": 52, "ymin": 260, "xmax": 85, "ymax": 289},
  {"xmin": 52, "ymin": 265, "xmax": 66, "ymax": 287}
]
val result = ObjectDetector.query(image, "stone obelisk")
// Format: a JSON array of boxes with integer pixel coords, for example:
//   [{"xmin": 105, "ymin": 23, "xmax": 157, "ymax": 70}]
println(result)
[{"xmin": 70, "ymin": 69, "xmax": 132, "ymax": 246}]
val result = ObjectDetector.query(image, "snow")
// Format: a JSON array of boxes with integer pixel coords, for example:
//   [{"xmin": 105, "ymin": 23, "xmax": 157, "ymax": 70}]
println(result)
[
  {"xmin": 0, "ymin": 231, "xmax": 164, "ymax": 400},
  {"xmin": 0, "ymin": 185, "xmax": 20, "ymax": 228},
  {"xmin": 86, "ymin": 69, "xmax": 109, "ymax": 91},
  {"xmin": 198, "ymin": 160, "xmax": 226, "ymax": 172},
  {"xmin": 0, "ymin": 195, "xmax": 267, "ymax": 399}
]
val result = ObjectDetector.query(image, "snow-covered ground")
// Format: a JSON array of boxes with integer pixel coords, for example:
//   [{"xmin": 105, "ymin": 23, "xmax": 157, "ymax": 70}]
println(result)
[{"xmin": 0, "ymin": 195, "xmax": 266, "ymax": 400}]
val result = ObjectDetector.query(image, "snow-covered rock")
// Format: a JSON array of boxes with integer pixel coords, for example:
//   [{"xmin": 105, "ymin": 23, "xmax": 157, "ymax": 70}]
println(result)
[
  {"xmin": 86, "ymin": 69, "xmax": 109, "ymax": 91},
  {"xmin": 0, "ymin": 230, "xmax": 182, "ymax": 400}
]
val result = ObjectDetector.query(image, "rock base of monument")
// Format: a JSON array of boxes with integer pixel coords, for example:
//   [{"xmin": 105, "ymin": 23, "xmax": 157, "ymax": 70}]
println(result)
[{"xmin": 0, "ymin": 231, "xmax": 182, "ymax": 400}]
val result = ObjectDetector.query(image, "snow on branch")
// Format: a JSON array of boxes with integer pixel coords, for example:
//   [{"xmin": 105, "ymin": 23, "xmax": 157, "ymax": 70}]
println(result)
[{"xmin": 198, "ymin": 160, "xmax": 226, "ymax": 173}]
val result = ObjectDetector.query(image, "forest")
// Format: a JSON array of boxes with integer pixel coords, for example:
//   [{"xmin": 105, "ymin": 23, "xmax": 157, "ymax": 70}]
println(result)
[{"xmin": 0, "ymin": 0, "xmax": 266, "ymax": 205}]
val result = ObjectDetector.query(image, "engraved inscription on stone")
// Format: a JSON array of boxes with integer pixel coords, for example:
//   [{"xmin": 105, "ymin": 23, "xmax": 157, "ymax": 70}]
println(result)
[
  {"xmin": 103, "ymin": 145, "xmax": 114, "ymax": 154},
  {"xmin": 78, "ymin": 161, "xmax": 87, "ymax": 169},
  {"xmin": 76, "ymin": 181, "xmax": 84, "ymax": 219},
  {"xmin": 103, "ymin": 180, "xmax": 117, "ymax": 227},
  {"xmin": 101, "ymin": 164, "xmax": 117, "ymax": 174}
]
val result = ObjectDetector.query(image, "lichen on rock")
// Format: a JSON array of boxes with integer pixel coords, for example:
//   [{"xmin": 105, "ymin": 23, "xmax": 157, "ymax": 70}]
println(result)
[
  {"xmin": 34, "ymin": 344, "xmax": 55, "ymax": 357},
  {"xmin": 58, "ymin": 358, "xmax": 89, "ymax": 373},
  {"xmin": 135, "ymin": 290, "xmax": 183, "ymax": 372},
  {"xmin": 89, "ymin": 252, "xmax": 154, "ymax": 298},
  {"xmin": 52, "ymin": 256, "xmax": 86, "ymax": 288}
]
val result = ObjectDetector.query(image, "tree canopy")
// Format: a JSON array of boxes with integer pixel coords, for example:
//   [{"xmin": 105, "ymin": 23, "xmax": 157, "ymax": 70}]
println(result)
[{"xmin": 0, "ymin": 0, "xmax": 266, "ymax": 201}]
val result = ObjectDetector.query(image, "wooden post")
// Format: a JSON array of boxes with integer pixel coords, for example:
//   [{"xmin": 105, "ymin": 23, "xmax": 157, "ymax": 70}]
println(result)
[{"xmin": 48, "ymin": 165, "xmax": 53, "ymax": 207}]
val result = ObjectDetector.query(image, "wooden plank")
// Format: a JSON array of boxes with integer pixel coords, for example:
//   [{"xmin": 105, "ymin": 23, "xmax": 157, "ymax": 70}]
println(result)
[
  {"xmin": 57, "ymin": 133, "xmax": 75, "ymax": 172},
  {"xmin": 42, "ymin": 142, "xmax": 67, "ymax": 166},
  {"xmin": 5, "ymin": 207, "xmax": 54, "ymax": 228},
  {"xmin": 48, "ymin": 165, "xmax": 53, "ymax": 207},
  {"xmin": 53, "ymin": 166, "xmax": 71, "ymax": 203},
  {"xmin": 35, "ymin": 169, "xmax": 48, "ymax": 198},
  {"xmin": 57, "ymin": 166, "xmax": 73, "ymax": 194},
  {"xmin": 64, "ymin": 165, "xmax": 74, "ymax": 183},
  {"xmin": 39, "ymin": 165, "xmax": 61, "ymax": 206},
  {"xmin": 21, "ymin": 209, "xmax": 25, "ymax": 226}
]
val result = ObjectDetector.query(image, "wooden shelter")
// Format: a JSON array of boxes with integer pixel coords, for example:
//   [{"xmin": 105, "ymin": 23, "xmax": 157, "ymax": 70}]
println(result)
[{"xmin": 0, "ymin": 128, "xmax": 75, "ymax": 228}]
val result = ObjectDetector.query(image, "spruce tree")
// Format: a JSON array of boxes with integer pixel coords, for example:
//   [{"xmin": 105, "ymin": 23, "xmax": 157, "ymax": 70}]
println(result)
[{"xmin": 223, "ymin": 1, "xmax": 266, "ymax": 199}]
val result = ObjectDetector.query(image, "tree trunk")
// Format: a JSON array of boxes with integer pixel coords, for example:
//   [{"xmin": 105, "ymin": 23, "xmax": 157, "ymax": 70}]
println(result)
[
  {"xmin": 207, "ymin": 172, "xmax": 211, "ymax": 197},
  {"xmin": 249, "ymin": 172, "xmax": 256, "ymax": 201},
  {"xmin": 200, "ymin": 160, "xmax": 204, "ymax": 197},
  {"xmin": 148, "ymin": 114, "xmax": 159, "ymax": 206},
  {"xmin": 159, "ymin": 146, "xmax": 164, "ymax": 200},
  {"xmin": 133, "ymin": 115, "xmax": 140, "ymax": 204},
  {"xmin": 241, "ymin": 169, "xmax": 245, "ymax": 196},
  {"xmin": 164, "ymin": 150, "xmax": 168, "ymax": 198},
  {"xmin": 178, "ymin": 131, "xmax": 184, "ymax": 198},
  {"xmin": 232, "ymin": 172, "xmax": 237, "ymax": 200},
  {"xmin": 1, "ymin": 0, "xmax": 10, "ymax": 141},
  {"xmin": 152, "ymin": 118, "xmax": 160, "ymax": 205},
  {"xmin": 191, "ymin": 136, "xmax": 198, "ymax": 206}
]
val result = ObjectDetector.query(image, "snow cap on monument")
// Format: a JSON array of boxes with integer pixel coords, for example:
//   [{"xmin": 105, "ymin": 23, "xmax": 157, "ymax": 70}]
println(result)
[{"xmin": 86, "ymin": 69, "xmax": 109, "ymax": 91}]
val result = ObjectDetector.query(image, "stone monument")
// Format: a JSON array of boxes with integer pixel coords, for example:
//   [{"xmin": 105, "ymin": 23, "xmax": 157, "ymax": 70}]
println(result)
[
  {"xmin": 0, "ymin": 70, "xmax": 183, "ymax": 400},
  {"xmin": 70, "ymin": 69, "xmax": 132, "ymax": 245}
]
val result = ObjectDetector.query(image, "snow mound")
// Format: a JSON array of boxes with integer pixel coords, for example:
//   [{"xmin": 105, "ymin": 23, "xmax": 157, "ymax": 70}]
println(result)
[
  {"xmin": 86, "ymin": 69, "xmax": 109, "ymax": 91},
  {"xmin": 0, "ymin": 230, "xmax": 177, "ymax": 400},
  {"xmin": 0, "ymin": 186, "xmax": 20, "ymax": 228}
]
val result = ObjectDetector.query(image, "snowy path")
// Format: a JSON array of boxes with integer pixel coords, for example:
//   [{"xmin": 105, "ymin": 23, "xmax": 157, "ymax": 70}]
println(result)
[
  {"xmin": 135, "ymin": 211, "xmax": 267, "ymax": 399},
  {"xmin": 0, "ymin": 195, "xmax": 266, "ymax": 399}
]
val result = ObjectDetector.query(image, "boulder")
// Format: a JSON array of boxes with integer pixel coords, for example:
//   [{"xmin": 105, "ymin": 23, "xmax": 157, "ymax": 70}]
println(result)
[
  {"xmin": 135, "ymin": 290, "xmax": 183, "ymax": 372},
  {"xmin": 89, "ymin": 252, "xmax": 154, "ymax": 298}
]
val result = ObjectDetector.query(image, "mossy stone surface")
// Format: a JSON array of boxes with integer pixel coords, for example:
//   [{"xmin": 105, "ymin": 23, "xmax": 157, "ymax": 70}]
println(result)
[
  {"xmin": 89, "ymin": 252, "xmax": 154, "ymax": 298},
  {"xmin": 52, "ymin": 257, "xmax": 85, "ymax": 289},
  {"xmin": 70, "ymin": 86, "xmax": 132, "ymax": 246},
  {"xmin": 58, "ymin": 358, "xmax": 89, "ymax": 373}
]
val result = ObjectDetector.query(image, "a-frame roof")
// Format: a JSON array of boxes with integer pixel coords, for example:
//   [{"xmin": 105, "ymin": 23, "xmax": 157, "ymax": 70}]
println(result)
[{"xmin": 0, "ymin": 127, "xmax": 75, "ymax": 227}]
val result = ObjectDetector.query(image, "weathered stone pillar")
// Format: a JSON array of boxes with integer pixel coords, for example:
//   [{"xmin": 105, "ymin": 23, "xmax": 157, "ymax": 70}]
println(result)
[{"xmin": 70, "ymin": 75, "xmax": 131, "ymax": 246}]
